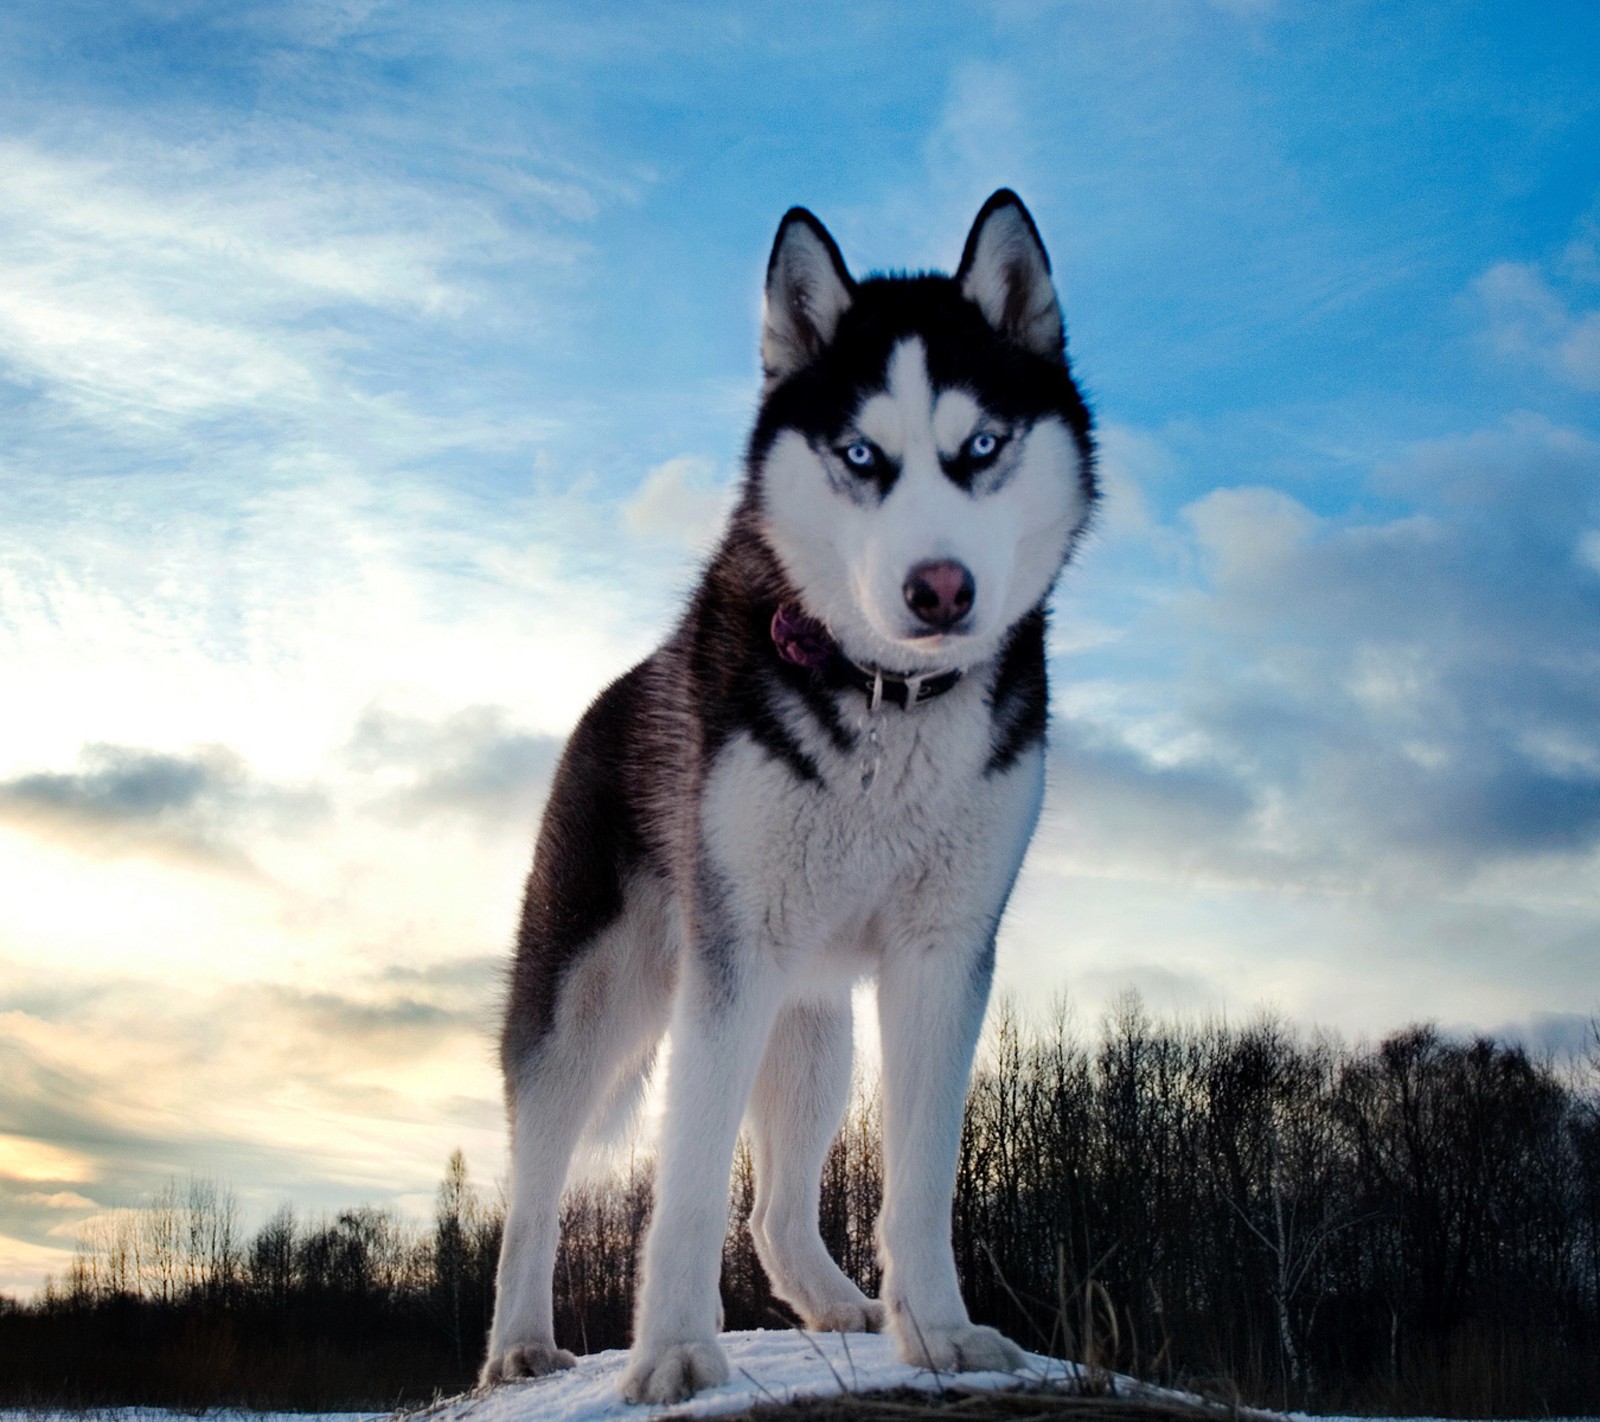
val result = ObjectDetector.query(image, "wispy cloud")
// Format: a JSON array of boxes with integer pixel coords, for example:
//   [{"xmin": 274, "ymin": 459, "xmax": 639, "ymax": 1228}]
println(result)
[
  {"xmin": 1474, "ymin": 258, "xmax": 1600, "ymax": 392},
  {"xmin": 0, "ymin": 953, "xmax": 507, "ymax": 1289},
  {"xmin": 0, "ymin": 133, "xmax": 521, "ymax": 432},
  {"xmin": 1477, "ymin": 1011, "xmax": 1597, "ymax": 1061},
  {"xmin": 620, "ymin": 455, "xmax": 734, "ymax": 553},
  {"xmin": 0, "ymin": 742, "xmax": 324, "ymax": 869},
  {"xmin": 347, "ymin": 704, "xmax": 563, "ymax": 829}
]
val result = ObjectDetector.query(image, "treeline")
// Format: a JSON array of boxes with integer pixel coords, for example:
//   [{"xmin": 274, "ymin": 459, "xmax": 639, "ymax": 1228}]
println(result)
[
  {"xmin": 0, "ymin": 1153, "xmax": 502, "ymax": 1407},
  {"xmin": 947, "ymin": 1002, "xmax": 1600, "ymax": 1415},
  {"xmin": 3, "ymin": 1003, "xmax": 1598, "ymax": 1414}
]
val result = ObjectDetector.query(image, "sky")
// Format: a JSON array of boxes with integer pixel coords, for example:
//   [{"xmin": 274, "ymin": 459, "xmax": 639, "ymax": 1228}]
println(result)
[{"xmin": 2, "ymin": 0, "xmax": 1598, "ymax": 1296}]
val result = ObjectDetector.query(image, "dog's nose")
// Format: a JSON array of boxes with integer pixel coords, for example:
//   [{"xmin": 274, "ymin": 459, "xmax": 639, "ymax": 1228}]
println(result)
[{"xmin": 903, "ymin": 559, "xmax": 976, "ymax": 630}]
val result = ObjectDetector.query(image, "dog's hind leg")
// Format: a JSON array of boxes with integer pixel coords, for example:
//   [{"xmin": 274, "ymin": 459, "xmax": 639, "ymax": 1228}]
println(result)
[
  {"xmin": 480, "ymin": 1039, "xmax": 593, "ymax": 1384},
  {"xmin": 748, "ymin": 994, "xmax": 885, "ymax": 1333},
  {"xmin": 482, "ymin": 895, "xmax": 672, "ymax": 1385}
]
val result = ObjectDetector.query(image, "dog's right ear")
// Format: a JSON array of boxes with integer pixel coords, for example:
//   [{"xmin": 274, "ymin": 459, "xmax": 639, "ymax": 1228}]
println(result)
[{"xmin": 762, "ymin": 208, "xmax": 856, "ymax": 386}]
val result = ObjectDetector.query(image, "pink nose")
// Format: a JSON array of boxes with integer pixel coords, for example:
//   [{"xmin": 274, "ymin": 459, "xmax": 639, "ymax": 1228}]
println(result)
[{"xmin": 903, "ymin": 559, "xmax": 976, "ymax": 630}]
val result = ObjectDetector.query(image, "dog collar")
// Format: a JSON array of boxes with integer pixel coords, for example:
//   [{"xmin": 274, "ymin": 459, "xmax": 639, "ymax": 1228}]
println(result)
[{"xmin": 770, "ymin": 603, "xmax": 963, "ymax": 710}]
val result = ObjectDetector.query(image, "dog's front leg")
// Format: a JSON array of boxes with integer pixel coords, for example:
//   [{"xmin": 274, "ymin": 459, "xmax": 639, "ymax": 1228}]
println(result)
[
  {"xmin": 621, "ymin": 912, "xmax": 781, "ymax": 1405},
  {"xmin": 875, "ymin": 927, "xmax": 1026, "ymax": 1375}
]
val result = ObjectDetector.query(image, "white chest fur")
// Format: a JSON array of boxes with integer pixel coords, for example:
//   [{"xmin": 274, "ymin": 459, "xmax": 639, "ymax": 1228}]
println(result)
[{"xmin": 698, "ymin": 678, "xmax": 1044, "ymax": 981}]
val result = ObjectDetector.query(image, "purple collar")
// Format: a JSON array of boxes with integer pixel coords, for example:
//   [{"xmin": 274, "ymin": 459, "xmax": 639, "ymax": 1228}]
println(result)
[
  {"xmin": 769, "ymin": 603, "xmax": 962, "ymax": 710},
  {"xmin": 770, "ymin": 602, "xmax": 837, "ymax": 671}
]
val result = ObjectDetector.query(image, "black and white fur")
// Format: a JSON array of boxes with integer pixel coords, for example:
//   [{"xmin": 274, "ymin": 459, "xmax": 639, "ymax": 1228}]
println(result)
[{"xmin": 481, "ymin": 191, "xmax": 1096, "ymax": 1405}]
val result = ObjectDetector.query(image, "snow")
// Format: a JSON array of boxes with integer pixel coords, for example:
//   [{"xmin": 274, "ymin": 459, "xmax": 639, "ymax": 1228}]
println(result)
[{"xmin": 420, "ymin": 1329, "xmax": 1093, "ymax": 1421}]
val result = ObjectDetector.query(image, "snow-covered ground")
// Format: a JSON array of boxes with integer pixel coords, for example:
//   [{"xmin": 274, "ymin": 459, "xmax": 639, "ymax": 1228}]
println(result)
[{"xmin": 423, "ymin": 1328, "xmax": 1092, "ymax": 1421}]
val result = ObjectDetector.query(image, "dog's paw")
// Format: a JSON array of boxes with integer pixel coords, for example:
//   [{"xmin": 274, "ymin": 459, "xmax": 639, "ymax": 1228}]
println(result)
[
  {"xmin": 479, "ymin": 1340, "xmax": 577, "ymax": 1386},
  {"xmin": 896, "ymin": 1321, "xmax": 1026, "ymax": 1374},
  {"xmin": 620, "ymin": 1339, "xmax": 729, "ymax": 1405},
  {"xmin": 802, "ymin": 1297, "xmax": 887, "ymax": 1333}
]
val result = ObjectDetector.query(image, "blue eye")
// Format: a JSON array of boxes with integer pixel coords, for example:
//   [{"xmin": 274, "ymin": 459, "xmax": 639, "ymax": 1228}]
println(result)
[
  {"xmin": 842, "ymin": 441, "xmax": 877, "ymax": 470},
  {"xmin": 968, "ymin": 431, "xmax": 1001, "ymax": 461}
]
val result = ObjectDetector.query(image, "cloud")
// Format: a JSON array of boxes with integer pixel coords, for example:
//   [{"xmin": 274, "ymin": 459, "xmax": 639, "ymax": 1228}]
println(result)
[
  {"xmin": 0, "ymin": 133, "xmax": 516, "ymax": 432},
  {"xmin": 0, "ymin": 1031, "xmax": 156, "ymax": 1184},
  {"xmin": 0, "ymin": 742, "xmax": 323, "ymax": 868},
  {"xmin": 247, "ymin": 967, "xmax": 498, "ymax": 1086},
  {"xmin": 1042, "ymin": 715, "xmax": 1253, "ymax": 876},
  {"xmin": 1581, "ymin": 529, "xmax": 1600, "ymax": 577},
  {"xmin": 0, "ymin": 444, "xmax": 657, "ymax": 796},
  {"xmin": 1477, "ymin": 1011, "xmax": 1598, "ymax": 1062},
  {"xmin": 1473, "ymin": 260, "xmax": 1600, "ymax": 392},
  {"xmin": 620, "ymin": 455, "xmax": 733, "ymax": 553},
  {"xmin": 924, "ymin": 62, "xmax": 1031, "ymax": 209},
  {"xmin": 1089, "ymin": 424, "xmax": 1167, "ymax": 540},
  {"xmin": 379, "ymin": 956, "xmax": 505, "ymax": 997},
  {"xmin": 0, "ymin": 955, "xmax": 506, "ymax": 1277},
  {"xmin": 0, "ymin": 1128, "xmax": 95, "ymax": 1186},
  {"xmin": 3, "ymin": 746, "xmax": 222, "ymax": 821},
  {"xmin": 346, "ymin": 704, "xmax": 563, "ymax": 829},
  {"xmin": 18, "ymin": 1191, "xmax": 97, "ymax": 1210},
  {"xmin": 1065, "ymin": 962, "xmax": 1230, "ymax": 1017},
  {"xmin": 1050, "ymin": 416, "xmax": 1600, "ymax": 887}
]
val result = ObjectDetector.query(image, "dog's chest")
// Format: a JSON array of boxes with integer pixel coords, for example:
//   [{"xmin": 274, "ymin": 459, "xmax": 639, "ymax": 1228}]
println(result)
[{"xmin": 699, "ymin": 683, "xmax": 1021, "ymax": 953}]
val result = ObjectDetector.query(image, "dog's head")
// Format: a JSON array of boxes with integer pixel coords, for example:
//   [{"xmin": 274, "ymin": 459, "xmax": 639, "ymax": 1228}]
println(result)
[{"xmin": 747, "ymin": 190, "xmax": 1096, "ymax": 674}]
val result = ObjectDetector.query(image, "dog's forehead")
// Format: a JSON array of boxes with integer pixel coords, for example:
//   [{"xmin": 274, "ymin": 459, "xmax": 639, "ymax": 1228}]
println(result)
[
  {"xmin": 748, "ymin": 271, "xmax": 1092, "ymax": 476},
  {"xmin": 854, "ymin": 338, "xmax": 986, "ymax": 454}
]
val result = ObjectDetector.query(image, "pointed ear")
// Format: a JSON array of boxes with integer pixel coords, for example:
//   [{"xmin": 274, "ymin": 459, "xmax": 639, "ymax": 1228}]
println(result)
[
  {"xmin": 956, "ymin": 189, "xmax": 1064, "ymax": 360},
  {"xmin": 762, "ymin": 208, "xmax": 856, "ymax": 385}
]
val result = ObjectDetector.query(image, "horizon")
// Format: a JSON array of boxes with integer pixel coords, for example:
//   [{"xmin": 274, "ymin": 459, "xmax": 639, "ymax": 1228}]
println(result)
[{"xmin": 2, "ymin": 0, "xmax": 1598, "ymax": 1296}]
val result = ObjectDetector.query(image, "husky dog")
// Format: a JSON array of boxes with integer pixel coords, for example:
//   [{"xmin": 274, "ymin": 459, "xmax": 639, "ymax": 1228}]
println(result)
[{"xmin": 481, "ymin": 190, "xmax": 1096, "ymax": 1404}]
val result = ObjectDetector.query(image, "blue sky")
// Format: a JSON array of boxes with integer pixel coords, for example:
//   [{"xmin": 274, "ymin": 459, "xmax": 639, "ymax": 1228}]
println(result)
[{"xmin": 1, "ymin": 0, "xmax": 1598, "ymax": 1294}]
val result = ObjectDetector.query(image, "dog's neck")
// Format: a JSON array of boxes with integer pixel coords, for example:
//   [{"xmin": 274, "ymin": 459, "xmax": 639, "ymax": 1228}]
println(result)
[{"xmin": 769, "ymin": 603, "xmax": 963, "ymax": 710}]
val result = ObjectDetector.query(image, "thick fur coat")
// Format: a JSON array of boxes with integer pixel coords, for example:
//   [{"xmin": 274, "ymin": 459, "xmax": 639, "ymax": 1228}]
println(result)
[{"xmin": 482, "ymin": 191, "xmax": 1096, "ymax": 1405}]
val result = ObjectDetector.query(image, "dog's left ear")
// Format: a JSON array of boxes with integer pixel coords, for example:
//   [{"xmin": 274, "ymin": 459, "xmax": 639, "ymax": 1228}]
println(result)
[{"xmin": 956, "ymin": 190, "xmax": 1064, "ymax": 360}]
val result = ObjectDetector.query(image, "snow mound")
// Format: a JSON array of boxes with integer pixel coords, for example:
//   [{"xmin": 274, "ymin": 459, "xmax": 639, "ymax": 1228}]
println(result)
[{"xmin": 421, "ymin": 1328, "xmax": 1092, "ymax": 1421}]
